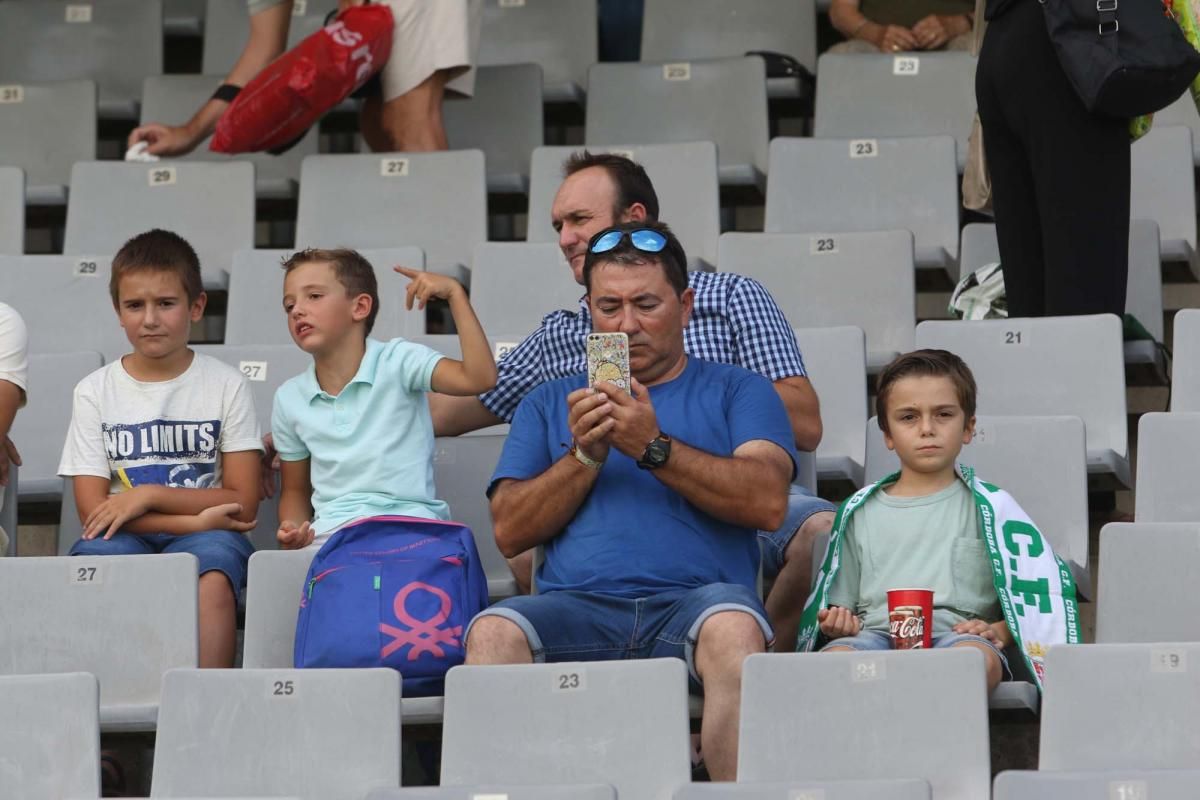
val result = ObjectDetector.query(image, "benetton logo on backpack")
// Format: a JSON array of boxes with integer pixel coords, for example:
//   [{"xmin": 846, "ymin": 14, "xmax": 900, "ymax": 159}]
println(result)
[
  {"xmin": 380, "ymin": 578, "xmax": 463, "ymax": 662},
  {"xmin": 294, "ymin": 516, "xmax": 488, "ymax": 696}
]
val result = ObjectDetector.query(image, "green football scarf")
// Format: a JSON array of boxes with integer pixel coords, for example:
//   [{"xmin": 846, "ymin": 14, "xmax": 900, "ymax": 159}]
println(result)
[{"xmin": 796, "ymin": 465, "xmax": 1081, "ymax": 689}]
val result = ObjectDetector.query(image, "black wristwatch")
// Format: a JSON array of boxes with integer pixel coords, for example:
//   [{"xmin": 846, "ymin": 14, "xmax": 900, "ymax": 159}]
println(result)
[{"xmin": 637, "ymin": 432, "xmax": 672, "ymax": 470}]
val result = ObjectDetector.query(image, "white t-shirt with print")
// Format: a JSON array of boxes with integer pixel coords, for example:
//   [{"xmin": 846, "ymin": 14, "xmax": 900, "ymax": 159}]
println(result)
[{"xmin": 58, "ymin": 352, "xmax": 263, "ymax": 494}]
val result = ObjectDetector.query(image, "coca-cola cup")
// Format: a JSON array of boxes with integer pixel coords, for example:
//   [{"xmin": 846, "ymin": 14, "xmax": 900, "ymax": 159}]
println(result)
[{"xmin": 887, "ymin": 588, "xmax": 934, "ymax": 649}]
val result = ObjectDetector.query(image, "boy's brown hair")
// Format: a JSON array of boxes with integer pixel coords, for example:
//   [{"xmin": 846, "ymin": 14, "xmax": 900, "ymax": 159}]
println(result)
[
  {"xmin": 875, "ymin": 349, "xmax": 977, "ymax": 434},
  {"xmin": 109, "ymin": 229, "xmax": 204, "ymax": 306},
  {"xmin": 281, "ymin": 248, "xmax": 380, "ymax": 335}
]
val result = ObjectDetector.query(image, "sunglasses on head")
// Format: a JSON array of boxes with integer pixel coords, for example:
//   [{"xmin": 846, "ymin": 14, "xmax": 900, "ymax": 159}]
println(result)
[{"xmin": 588, "ymin": 227, "xmax": 668, "ymax": 255}]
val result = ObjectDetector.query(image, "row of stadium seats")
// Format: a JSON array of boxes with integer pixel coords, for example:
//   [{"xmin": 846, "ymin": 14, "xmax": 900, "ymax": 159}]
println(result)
[
  {"xmin": 1, "ymin": 126, "xmax": 1195, "ymax": 281},
  {"xmin": 0, "ymin": 0, "xmax": 862, "ymax": 107},
  {"xmin": 8, "ymin": 57, "xmax": 1200, "ymax": 197},
  {"xmin": 3, "ymin": 637, "xmax": 1198, "ymax": 798},
  {"xmin": 12, "ymin": 312, "xmax": 1200, "ymax": 560}
]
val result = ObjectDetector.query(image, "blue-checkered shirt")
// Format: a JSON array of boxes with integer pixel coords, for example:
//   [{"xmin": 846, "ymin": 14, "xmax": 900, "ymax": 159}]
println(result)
[{"xmin": 480, "ymin": 271, "xmax": 807, "ymax": 422}]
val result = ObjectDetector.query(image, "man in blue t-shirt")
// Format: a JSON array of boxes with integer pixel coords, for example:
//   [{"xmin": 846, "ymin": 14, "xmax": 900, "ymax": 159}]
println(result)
[{"xmin": 464, "ymin": 221, "xmax": 797, "ymax": 782}]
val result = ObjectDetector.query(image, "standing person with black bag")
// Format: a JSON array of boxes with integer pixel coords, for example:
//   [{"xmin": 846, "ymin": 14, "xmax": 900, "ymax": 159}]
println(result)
[{"xmin": 974, "ymin": 0, "xmax": 1132, "ymax": 318}]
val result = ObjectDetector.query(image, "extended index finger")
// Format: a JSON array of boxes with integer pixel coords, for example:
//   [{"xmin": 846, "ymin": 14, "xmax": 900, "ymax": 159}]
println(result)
[{"xmin": 393, "ymin": 265, "xmax": 420, "ymax": 278}]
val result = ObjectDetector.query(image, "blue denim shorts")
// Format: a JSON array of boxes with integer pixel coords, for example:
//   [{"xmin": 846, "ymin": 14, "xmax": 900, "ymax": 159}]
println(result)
[
  {"xmin": 465, "ymin": 583, "xmax": 774, "ymax": 689},
  {"xmin": 821, "ymin": 629, "xmax": 1011, "ymax": 677},
  {"xmin": 758, "ymin": 484, "xmax": 838, "ymax": 579},
  {"xmin": 69, "ymin": 529, "xmax": 256, "ymax": 592}
]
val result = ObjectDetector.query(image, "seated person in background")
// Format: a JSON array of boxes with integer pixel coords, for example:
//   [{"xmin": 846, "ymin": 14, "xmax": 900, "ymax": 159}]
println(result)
[
  {"xmin": 465, "ymin": 222, "xmax": 797, "ymax": 782},
  {"xmin": 803, "ymin": 350, "xmax": 1079, "ymax": 693},
  {"xmin": 59, "ymin": 229, "xmax": 263, "ymax": 668},
  {"xmin": 272, "ymin": 249, "xmax": 496, "ymax": 550},
  {"xmin": 431, "ymin": 151, "xmax": 835, "ymax": 652},
  {"xmin": 0, "ymin": 301, "xmax": 26, "ymax": 555},
  {"xmin": 829, "ymin": 0, "xmax": 974, "ymax": 53}
]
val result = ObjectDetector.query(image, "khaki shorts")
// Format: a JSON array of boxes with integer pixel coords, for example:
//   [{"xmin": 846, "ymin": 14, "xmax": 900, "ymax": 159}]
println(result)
[
  {"xmin": 250, "ymin": 0, "xmax": 483, "ymax": 99},
  {"xmin": 377, "ymin": 0, "xmax": 483, "ymax": 100}
]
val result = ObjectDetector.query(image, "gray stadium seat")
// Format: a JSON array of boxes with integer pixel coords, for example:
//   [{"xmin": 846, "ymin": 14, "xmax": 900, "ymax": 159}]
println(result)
[
  {"xmin": 1134, "ymin": 412, "xmax": 1200, "ymax": 522},
  {"xmin": 225, "ymin": 247, "xmax": 429, "ymax": 346},
  {"xmin": 813, "ymin": 52, "xmax": 976, "ymax": 171},
  {"xmin": 141, "ymin": 75, "xmax": 318, "ymax": 200},
  {"xmin": 0, "ymin": 673, "xmax": 100, "ymax": 800},
  {"xmin": 957, "ymin": 220, "xmax": 1165, "ymax": 367},
  {"xmin": 793, "ymin": 326, "xmax": 868, "ymax": 486},
  {"xmin": 241, "ymin": 549, "xmax": 447, "ymax": 724},
  {"xmin": 0, "ymin": 255, "xmax": 129, "ymax": 363},
  {"xmin": 0, "ymin": 168, "xmax": 23, "ymax": 255},
  {"xmin": 719, "ymin": 230, "xmax": 916, "ymax": 372},
  {"xmin": 471, "ymin": 243, "xmax": 583, "ymax": 335},
  {"xmin": 202, "ymin": 0, "xmax": 336, "ymax": 75},
  {"xmin": 477, "ymin": 0, "xmax": 597, "ymax": 105},
  {"xmin": 444, "ymin": 64, "xmax": 544, "ymax": 194},
  {"xmin": 1156, "ymin": 91, "xmax": 1200, "ymax": 164},
  {"xmin": 369, "ymin": 788, "xmax": 615, "ymax": 800},
  {"xmin": 242, "ymin": 548, "xmax": 315, "ymax": 668},
  {"xmin": 994, "ymin": 769, "xmax": 1200, "ymax": 799},
  {"xmin": 63, "ymin": 161, "xmax": 256, "ymax": 290},
  {"xmin": 675, "ymin": 781, "xmax": 930, "ymax": 799},
  {"xmin": 586, "ymin": 57, "xmax": 769, "ymax": 189},
  {"xmin": 164, "ymin": 0, "xmax": 205, "ymax": 35},
  {"xmin": 0, "ymin": 553, "xmax": 198, "ymax": 732},
  {"xmin": 527, "ymin": 142, "xmax": 721, "ymax": 270},
  {"xmin": 152, "ymin": 668, "xmax": 402, "ymax": 799},
  {"xmin": 1097, "ymin": 522, "xmax": 1200, "ymax": 644},
  {"xmin": 10, "ymin": 350, "xmax": 103, "ymax": 500},
  {"xmin": 640, "ymin": 0, "xmax": 817, "ymax": 98},
  {"xmin": 1, "ymin": 465, "xmax": 15, "ymax": 556},
  {"xmin": 1040, "ymin": 643, "xmax": 1200, "ymax": 771},
  {"xmin": 442, "ymin": 659, "xmax": 691, "ymax": 800},
  {"xmin": 295, "ymin": 151, "xmax": 485, "ymax": 283},
  {"xmin": 1131, "ymin": 125, "xmax": 1196, "ymax": 277},
  {"xmin": 738, "ymin": 650, "xmax": 990, "ymax": 799},
  {"xmin": 432, "ymin": 427, "xmax": 518, "ymax": 600},
  {"xmin": 765, "ymin": 136, "xmax": 960, "ymax": 275},
  {"xmin": 0, "ymin": 0, "xmax": 162, "ymax": 119},
  {"xmin": 190, "ymin": 343, "xmax": 311, "ymax": 551},
  {"xmin": 865, "ymin": 414, "xmax": 1091, "ymax": 599},
  {"xmin": 0, "ymin": 80, "xmax": 96, "ymax": 205},
  {"xmin": 915, "ymin": 314, "xmax": 1129, "ymax": 486},
  {"xmin": 1172, "ymin": 309, "xmax": 1200, "ymax": 411}
]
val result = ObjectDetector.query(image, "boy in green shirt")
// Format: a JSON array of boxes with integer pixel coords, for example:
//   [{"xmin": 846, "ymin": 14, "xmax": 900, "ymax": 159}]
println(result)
[{"xmin": 818, "ymin": 350, "xmax": 1010, "ymax": 690}]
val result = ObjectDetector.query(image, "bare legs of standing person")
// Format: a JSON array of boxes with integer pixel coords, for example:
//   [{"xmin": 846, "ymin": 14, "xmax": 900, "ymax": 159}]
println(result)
[{"xmin": 360, "ymin": 68, "xmax": 452, "ymax": 152}]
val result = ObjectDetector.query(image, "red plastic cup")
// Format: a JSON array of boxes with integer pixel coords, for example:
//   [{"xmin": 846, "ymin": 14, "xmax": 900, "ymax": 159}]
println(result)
[{"xmin": 887, "ymin": 588, "xmax": 934, "ymax": 649}]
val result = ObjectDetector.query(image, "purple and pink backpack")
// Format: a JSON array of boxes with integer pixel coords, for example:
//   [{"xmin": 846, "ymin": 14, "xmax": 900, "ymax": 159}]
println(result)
[{"xmin": 294, "ymin": 515, "xmax": 489, "ymax": 696}]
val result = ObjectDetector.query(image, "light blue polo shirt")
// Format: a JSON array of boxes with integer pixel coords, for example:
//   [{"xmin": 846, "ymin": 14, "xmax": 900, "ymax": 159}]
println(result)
[{"xmin": 271, "ymin": 337, "xmax": 449, "ymax": 538}]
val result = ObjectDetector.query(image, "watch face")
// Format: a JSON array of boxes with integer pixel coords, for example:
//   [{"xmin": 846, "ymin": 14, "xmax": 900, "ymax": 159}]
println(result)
[{"xmin": 640, "ymin": 436, "xmax": 671, "ymax": 469}]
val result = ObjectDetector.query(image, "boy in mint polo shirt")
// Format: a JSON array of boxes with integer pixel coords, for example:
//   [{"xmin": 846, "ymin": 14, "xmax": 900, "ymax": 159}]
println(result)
[
  {"xmin": 271, "ymin": 249, "xmax": 496, "ymax": 549},
  {"xmin": 806, "ymin": 350, "xmax": 1079, "ymax": 693}
]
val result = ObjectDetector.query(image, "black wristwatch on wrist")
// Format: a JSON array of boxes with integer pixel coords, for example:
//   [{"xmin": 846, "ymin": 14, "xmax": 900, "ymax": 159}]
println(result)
[{"xmin": 637, "ymin": 432, "xmax": 673, "ymax": 470}]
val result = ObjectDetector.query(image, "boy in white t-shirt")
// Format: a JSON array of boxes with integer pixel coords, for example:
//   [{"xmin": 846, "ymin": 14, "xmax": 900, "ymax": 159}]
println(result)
[
  {"xmin": 59, "ymin": 229, "xmax": 264, "ymax": 668},
  {"xmin": 271, "ymin": 248, "xmax": 496, "ymax": 549},
  {"xmin": 0, "ymin": 301, "xmax": 27, "ymax": 555}
]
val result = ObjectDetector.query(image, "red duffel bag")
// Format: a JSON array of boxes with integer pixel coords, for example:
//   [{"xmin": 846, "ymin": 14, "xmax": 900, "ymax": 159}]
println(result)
[{"xmin": 210, "ymin": 3, "xmax": 393, "ymax": 155}]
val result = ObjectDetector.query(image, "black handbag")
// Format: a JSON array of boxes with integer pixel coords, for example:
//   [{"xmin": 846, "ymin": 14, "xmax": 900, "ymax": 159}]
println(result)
[{"xmin": 1041, "ymin": 0, "xmax": 1200, "ymax": 117}]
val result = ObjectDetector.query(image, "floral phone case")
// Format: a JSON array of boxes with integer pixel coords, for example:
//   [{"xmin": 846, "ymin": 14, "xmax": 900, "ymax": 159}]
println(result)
[{"xmin": 586, "ymin": 332, "xmax": 631, "ymax": 394}]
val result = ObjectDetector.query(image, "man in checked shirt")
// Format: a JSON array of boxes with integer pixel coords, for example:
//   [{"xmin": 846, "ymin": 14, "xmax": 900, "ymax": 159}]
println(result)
[{"xmin": 431, "ymin": 151, "xmax": 836, "ymax": 652}]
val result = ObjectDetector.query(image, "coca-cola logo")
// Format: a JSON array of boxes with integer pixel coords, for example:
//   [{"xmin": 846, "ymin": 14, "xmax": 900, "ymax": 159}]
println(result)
[{"xmin": 890, "ymin": 616, "xmax": 923, "ymax": 638}]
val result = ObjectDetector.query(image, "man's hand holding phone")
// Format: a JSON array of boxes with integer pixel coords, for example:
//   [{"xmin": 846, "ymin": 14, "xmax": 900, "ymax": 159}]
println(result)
[{"xmin": 567, "ymin": 387, "xmax": 613, "ymax": 464}]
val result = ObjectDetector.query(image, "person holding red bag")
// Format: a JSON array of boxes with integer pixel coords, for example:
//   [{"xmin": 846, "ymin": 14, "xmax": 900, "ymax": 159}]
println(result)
[{"xmin": 129, "ymin": 0, "xmax": 481, "ymax": 156}]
